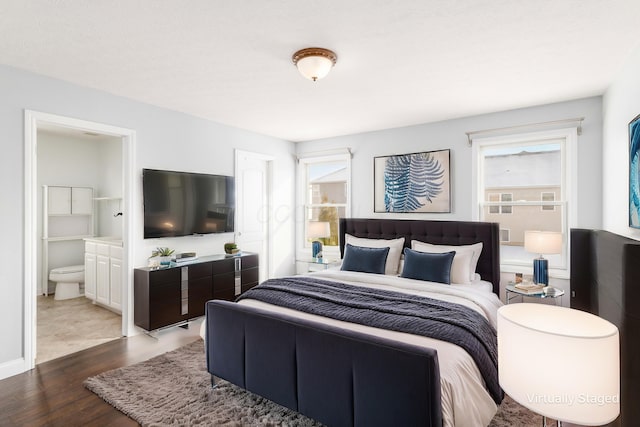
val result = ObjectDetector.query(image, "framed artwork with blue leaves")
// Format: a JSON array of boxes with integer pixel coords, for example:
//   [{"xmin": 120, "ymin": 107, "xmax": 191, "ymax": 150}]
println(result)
[
  {"xmin": 629, "ymin": 113, "xmax": 640, "ymax": 228},
  {"xmin": 374, "ymin": 149, "xmax": 451, "ymax": 213}
]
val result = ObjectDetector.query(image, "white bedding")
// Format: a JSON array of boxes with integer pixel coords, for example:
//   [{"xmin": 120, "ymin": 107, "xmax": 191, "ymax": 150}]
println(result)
[{"xmin": 238, "ymin": 269, "xmax": 503, "ymax": 427}]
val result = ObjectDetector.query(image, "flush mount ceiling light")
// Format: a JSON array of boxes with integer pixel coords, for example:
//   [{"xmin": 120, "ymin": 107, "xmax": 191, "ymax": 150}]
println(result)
[{"xmin": 292, "ymin": 47, "xmax": 337, "ymax": 82}]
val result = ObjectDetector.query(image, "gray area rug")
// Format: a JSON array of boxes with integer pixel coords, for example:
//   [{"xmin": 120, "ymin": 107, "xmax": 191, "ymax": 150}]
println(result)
[{"xmin": 84, "ymin": 339, "xmax": 541, "ymax": 426}]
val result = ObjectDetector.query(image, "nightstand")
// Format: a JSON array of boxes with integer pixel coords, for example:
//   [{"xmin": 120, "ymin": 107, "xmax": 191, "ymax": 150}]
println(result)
[
  {"xmin": 505, "ymin": 284, "xmax": 565, "ymax": 305},
  {"xmin": 296, "ymin": 257, "xmax": 340, "ymax": 273}
]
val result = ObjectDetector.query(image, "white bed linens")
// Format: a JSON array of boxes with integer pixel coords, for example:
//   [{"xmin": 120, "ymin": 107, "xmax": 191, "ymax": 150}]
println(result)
[{"xmin": 238, "ymin": 269, "xmax": 503, "ymax": 427}]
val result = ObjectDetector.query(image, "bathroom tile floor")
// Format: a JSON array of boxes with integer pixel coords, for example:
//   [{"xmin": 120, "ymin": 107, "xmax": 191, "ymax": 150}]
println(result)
[{"xmin": 37, "ymin": 295, "xmax": 122, "ymax": 364}]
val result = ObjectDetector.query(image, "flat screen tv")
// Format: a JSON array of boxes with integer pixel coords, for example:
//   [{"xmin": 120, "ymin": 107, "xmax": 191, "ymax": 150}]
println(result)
[{"xmin": 143, "ymin": 168, "xmax": 235, "ymax": 238}]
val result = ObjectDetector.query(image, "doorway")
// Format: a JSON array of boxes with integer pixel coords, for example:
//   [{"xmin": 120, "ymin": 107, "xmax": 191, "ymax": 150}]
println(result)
[
  {"xmin": 235, "ymin": 150, "xmax": 273, "ymax": 282},
  {"xmin": 24, "ymin": 110, "xmax": 135, "ymax": 371}
]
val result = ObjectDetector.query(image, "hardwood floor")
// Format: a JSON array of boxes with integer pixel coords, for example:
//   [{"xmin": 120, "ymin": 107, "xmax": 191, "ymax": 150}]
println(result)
[{"xmin": 0, "ymin": 320, "xmax": 202, "ymax": 426}]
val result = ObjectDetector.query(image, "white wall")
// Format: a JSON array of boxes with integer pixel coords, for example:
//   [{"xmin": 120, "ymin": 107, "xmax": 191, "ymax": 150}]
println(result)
[
  {"xmin": 96, "ymin": 138, "xmax": 124, "ymax": 238},
  {"xmin": 0, "ymin": 64, "xmax": 295, "ymax": 376},
  {"xmin": 297, "ymin": 97, "xmax": 603, "ymax": 227},
  {"xmin": 603, "ymin": 44, "xmax": 640, "ymax": 238},
  {"xmin": 297, "ymin": 97, "xmax": 603, "ymax": 303}
]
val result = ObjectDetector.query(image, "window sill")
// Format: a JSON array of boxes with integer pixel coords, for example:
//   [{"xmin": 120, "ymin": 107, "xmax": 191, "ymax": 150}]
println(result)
[{"xmin": 500, "ymin": 264, "xmax": 569, "ymax": 280}]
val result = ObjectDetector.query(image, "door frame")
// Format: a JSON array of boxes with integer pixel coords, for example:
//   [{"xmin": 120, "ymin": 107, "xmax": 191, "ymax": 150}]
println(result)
[
  {"xmin": 234, "ymin": 149, "xmax": 274, "ymax": 280},
  {"xmin": 23, "ymin": 110, "xmax": 136, "ymax": 372}
]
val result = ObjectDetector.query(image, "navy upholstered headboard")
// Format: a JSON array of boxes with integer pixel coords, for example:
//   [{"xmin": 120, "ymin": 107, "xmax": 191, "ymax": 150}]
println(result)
[
  {"xmin": 571, "ymin": 228, "xmax": 640, "ymax": 426},
  {"xmin": 339, "ymin": 218, "xmax": 501, "ymax": 295}
]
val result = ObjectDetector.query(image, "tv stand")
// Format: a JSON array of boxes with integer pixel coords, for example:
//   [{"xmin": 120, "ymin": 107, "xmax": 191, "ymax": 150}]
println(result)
[{"xmin": 133, "ymin": 252, "xmax": 258, "ymax": 331}]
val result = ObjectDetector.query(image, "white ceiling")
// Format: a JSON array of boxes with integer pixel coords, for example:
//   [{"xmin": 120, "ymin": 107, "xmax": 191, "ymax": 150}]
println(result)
[{"xmin": 1, "ymin": 1, "xmax": 639, "ymax": 142}]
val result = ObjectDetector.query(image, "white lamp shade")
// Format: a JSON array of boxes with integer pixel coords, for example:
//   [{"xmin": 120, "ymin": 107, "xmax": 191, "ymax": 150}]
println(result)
[
  {"xmin": 498, "ymin": 304, "xmax": 619, "ymax": 425},
  {"xmin": 296, "ymin": 55, "xmax": 334, "ymax": 81},
  {"xmin": 307, "ymin": 221, "xmax": 330, "ymax": 239},
  {"xmin": 524, "ymin": 230, "xmax": 562, "ymax": 255}
]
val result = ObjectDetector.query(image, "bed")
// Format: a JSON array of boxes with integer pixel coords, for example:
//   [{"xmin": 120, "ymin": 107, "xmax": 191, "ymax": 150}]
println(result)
[
  {"xmin": 206, "ymin": 218, "xmax": 503, "ymax": 427},
  {"xmin": 570, "ymin": 228, "xmax": 640, "ymax": 426}
]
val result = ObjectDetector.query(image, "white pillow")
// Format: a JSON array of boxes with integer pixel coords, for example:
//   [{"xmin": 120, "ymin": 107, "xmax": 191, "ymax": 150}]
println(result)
[
  {"xmin": 411, "ymin": 241, "xmax": 483, "ymax": 284},
  {"xmin": 345, "ymin": 234, "xmax": 405, "ymax": 275}
]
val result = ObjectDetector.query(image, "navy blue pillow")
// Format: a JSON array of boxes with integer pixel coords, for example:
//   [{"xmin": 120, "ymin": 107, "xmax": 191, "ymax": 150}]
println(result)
[
  {"xmin": 401, "ymin": 248, "xmax": 456, "ymax": 284},
  {"xmin": 341, "ymin": 244, "xmax": 390, "ymax": 274}
]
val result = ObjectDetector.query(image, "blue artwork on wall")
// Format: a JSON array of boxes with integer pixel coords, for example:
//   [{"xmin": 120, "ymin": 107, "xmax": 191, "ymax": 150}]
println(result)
[
  {"xmin": 630, "ymin": 114, "xmax": 640, "ymax": 228},
  {"xmin": 374, "ymin": 149, "xmax": 450, "ymax": 213}
]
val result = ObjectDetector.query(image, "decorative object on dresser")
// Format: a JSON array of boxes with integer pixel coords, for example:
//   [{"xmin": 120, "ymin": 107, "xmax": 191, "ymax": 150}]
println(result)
[
  {"xmin": 374, "ymin": 149, "xmax": 451, "ymax": 213},
  {"xmin": 174, "ymin": 252, "xmax": 198, "ymax": 263},
  {"xmin": 224, "ymin": 243, "xmax": 239, "ymax": 255},
  {"xmin": 134, "ymin": 253, "xmax": 258, "ymax": 331},
  {"xmin": 498, "ymin": 303, "xmax": 619, "ymax": 426},
  {"xmin": 523, "ymin": 230, "xmax": 561, "ymax": 285},
  {"xmin": 150, "ymin": 246, "xmax": 175, "ymax": 266}
]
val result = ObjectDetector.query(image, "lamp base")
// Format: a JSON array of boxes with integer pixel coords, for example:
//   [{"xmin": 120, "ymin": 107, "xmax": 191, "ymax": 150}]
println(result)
[
  {"xmin": 312, "ymin": 240, "xmax": 323, "ymax": 258},
  {"xmin": 533, "ymin": 257, "xmax": 549, "ymax": 285}
]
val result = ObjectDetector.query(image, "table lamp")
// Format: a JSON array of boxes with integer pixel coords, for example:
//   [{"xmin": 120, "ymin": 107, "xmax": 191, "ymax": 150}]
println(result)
[
  {"xmin": 307, "ymin": 221, "xmax": 330, "ymax": 258},
  {"xmin": 498, "ymin": 304, "xmax": 619, "ymax": 427},
  {"xmin": 524, "ymin": 230, "xmax": 562, "ymax": 284}
]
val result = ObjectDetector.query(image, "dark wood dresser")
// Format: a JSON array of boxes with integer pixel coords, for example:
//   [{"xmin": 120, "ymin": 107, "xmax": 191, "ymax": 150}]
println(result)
[{"xmin": 134, "ymin": 252, "xmax": 258, "ymax": 331}]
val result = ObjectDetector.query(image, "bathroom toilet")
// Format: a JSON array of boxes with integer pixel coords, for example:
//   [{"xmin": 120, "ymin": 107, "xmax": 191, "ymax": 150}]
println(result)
[{"xmin": 49, "ymin": 265, "xmax": 85, "ymax": 300}]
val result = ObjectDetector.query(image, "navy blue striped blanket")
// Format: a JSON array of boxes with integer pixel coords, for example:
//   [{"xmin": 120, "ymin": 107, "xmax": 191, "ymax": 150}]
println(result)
[{"xmin": 237, "ymin": 276, "xmax": 503, "ymax": 404}]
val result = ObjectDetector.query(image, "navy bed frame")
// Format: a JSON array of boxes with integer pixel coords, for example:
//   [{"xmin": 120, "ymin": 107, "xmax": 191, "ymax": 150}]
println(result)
[{"xmin": 206, "ymin": 218, "xmax": 500, "ymax": 427}]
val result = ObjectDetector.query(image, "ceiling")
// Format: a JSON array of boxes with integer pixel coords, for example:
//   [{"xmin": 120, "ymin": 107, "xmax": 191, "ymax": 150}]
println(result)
[{"xmin": 1, "ymin": 1, "xmax": 639, "ymax": 142}]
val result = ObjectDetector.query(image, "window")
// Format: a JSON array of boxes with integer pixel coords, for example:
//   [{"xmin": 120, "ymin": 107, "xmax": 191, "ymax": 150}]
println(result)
[
  {"xmin": 472, "ymin": 127, "xmax": 577, "ymax": 277},
  {"xmin": 541, "ymin": 192, "xmax": 556, "ymax": 211},
  {"xmin": 500, "ymin": 193, "xmax": 513, "ymax": 214},
  {"xmin": 488, "ymin": 193, "xmax": 512, "ymax": 214},
  {"xmin": 488, "ymin": 193, "xmax": 500, "ymax": 214},
  {"xmin": 297, "ymin": 152, "xmax": 351, "ymax": 256}
]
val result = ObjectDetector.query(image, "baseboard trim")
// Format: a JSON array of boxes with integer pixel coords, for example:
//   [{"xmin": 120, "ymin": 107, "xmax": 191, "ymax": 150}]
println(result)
[{"xmin": 0, "ymin": 357, "xmax": 27, "ymax": 380}]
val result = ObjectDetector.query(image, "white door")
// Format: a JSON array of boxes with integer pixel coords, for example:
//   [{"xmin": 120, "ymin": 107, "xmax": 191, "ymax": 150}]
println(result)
[{"xmin": 235, "ymin": 150, "xmax": 272, "ymax": 282}]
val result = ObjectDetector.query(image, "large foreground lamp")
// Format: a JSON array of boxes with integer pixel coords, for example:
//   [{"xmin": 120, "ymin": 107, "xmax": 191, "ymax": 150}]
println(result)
[
  {"xmin": 308, "ymin": 221, "xmax": 330, "ymax": 258},
  {"xmin": 498, "ymin": 304, "xmax": 619, "ymax": 426},
  {"xmin": 292, "ymin": 48, "xmax": 337, "ymax": 81},
  {"xmin": 524, "ymin": 230, "xmax": 562, "ymax": 285}
]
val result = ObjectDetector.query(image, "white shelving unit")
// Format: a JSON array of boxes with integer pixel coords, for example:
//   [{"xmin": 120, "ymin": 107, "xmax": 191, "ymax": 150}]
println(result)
[
  {"xmin": 94, "ymin": 196, "xmax": 123, "ymax": 219},
  {"xmin": 42, "ymin": 185, "xmax": 94, "ymax": 296}
]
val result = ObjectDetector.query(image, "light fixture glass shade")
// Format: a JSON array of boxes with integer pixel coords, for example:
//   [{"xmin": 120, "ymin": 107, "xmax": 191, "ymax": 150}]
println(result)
[
  {"xmin": 498, "ymin": 304, "xmax": 620, "ymax": 425},
  {"xmin": 292, "ymin": 48, "xmax": 337, "ymax": 81},
  {"xmin": 296, "ymin": 56, "xmax": 333, "ymax": 81},
  {"xmin": 307, "ymin": 221, "xmax": 330, "ymax": 239},
  {"xmin": 524, "ymin": 230, "xmax": 562, "ymax": 254}
]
